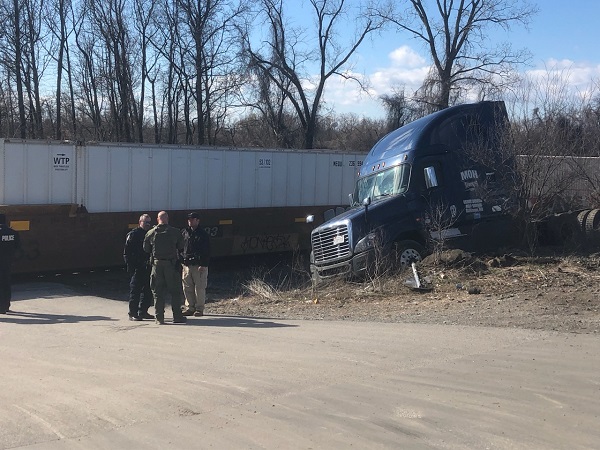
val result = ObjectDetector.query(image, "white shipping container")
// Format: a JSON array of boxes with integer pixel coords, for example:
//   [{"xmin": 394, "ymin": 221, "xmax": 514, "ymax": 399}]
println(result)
[
  {"xmin": 1, "ymin": 140, "xmax": 363, "ymax": 213},
  {"xmin": 0, "ymin": 140, "xmax": 77, "ymax": 205}
]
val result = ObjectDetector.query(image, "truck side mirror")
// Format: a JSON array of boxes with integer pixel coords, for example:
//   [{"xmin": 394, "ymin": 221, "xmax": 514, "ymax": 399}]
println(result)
[
  {"xmin": 362, "ymin": 196, "xmax": 371, "ymax": 224},
  {"xmin": 424, "ymin": 166, "xmax": 439, "ymax": 189},
  {"xmin": 348, "ymin": 193, "xmax": 354, "ymax": 206}
]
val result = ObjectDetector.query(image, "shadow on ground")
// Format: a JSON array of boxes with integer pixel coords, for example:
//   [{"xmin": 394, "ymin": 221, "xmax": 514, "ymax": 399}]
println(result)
[
  {"xmin": 152, "ymin": 315, "xmax": 298, "ymax": 328},
  {"xmin": 0, "ymin": 310, "xmax": 117, "ymax": 325},
  {"xmin": 13, "ymin": 252, "xmax": 311, "ymax": 303}
]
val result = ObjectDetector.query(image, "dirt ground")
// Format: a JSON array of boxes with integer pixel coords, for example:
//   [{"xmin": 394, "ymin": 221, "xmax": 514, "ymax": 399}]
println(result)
[{"xmin": 32, "ymin": 249, "xmax": 600, "ymax": 335}]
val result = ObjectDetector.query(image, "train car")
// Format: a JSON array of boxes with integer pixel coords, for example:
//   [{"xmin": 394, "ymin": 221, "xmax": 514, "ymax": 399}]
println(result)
[{"xmin": 0, "ymin": 139, "xmax": 364, "ymax": 274}]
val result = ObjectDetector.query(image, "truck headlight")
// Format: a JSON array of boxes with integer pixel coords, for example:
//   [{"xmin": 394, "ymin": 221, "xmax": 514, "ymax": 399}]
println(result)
[{"xmin": 354, "ymin": 233, "xmax": 378, "ymax": 253}]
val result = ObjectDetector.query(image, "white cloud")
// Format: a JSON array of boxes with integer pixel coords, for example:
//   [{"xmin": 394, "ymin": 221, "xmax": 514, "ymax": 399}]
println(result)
[
  {"xmin": 323, "ymin": 50, "xmax": 600, "ymax": 119},
  {"xmin": 388, "ymin": 46, "xmax": 427, "ymax": 68},
  {"xmin": 524, "ymin": 59, "xmax": 600, "ymax": 102},
  {"xmin": 322, "ymin": 45, "xmax": 431, "ymax": 118}
]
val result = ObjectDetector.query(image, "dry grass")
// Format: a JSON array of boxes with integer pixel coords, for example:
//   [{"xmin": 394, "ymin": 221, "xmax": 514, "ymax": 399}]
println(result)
[
  {"xmin": 240, "ymin": 250, "xmax": 600, "ymax": 304},
  {"xmin": 242, "ymin": 278, "xmax": 283, "ymax": 301}
]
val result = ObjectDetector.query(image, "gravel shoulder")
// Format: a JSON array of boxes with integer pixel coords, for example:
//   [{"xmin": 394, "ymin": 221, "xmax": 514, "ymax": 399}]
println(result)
[{"xmin": 36, "ymin": 250, "xmax": 600, "ymax": 335}]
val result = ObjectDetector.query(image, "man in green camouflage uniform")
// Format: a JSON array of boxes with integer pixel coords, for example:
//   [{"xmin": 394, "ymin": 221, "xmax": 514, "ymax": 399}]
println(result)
[{"xmin": 143, "ymin": 211, "xmax": 187, "ymax": 324}]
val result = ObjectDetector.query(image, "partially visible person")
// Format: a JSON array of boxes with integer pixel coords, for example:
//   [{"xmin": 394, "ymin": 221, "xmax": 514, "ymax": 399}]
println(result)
[
  {"xmin": 180, "ymin": 212, "xmax": 211, "ymax": 317},
  {"xmin": 0, "ymin": 214, "xmax": 21, "ymax": 314},
  {"xmin": 123, "ymin": 214, "xmax": 154, "ymax": 321},
  {"xmin": 143, "ymin": 211, "xmax": 187, "ymax": 325}
]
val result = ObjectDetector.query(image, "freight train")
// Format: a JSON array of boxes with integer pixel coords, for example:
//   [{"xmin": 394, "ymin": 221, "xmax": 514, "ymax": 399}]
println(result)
[{"xmin": 0, "ymin": 140, "xmax": 364, "ymax": 274}]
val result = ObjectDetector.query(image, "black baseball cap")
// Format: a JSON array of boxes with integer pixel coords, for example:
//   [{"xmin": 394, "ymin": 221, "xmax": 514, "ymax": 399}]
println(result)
[{"xmin": 187, "ymin": 212, "xmax": 200, "ymax": 219}]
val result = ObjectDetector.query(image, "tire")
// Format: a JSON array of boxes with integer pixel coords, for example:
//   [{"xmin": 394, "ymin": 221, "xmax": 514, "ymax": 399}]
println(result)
[
  {"xmin": 577, "ymin": 209, "xmax": 592, "ymax": 233},
  {"xmin": 584, "ymin": 209, "xmax": 600, "ymax": 235},
  {"xmin": 547, "ymin": 213, "xmax": 583, "ymax": 246},
  {"xmin": 392, "ymin": 240, "xmax": 425, "ymax": 270}
]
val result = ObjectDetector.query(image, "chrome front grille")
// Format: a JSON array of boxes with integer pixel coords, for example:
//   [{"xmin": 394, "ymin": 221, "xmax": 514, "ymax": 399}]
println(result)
[{"xmin": 312, "ymin": 224, "xmax": 350, "ymax": 263}]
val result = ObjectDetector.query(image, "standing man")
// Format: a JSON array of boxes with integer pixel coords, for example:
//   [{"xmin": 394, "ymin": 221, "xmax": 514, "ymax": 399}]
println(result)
[
  {"xmin": 181, "ymin": 212, "xmax": 211, "ymax": 317},
  {"xmin": 143, "ymin": 211, "xmax": 187, "ymax": 324},
  {"xmin": 123, "ymin": 214, "xmax": 154, "ymax": 321},
  {"xmin": 0, "ymin": 214, "xmax": 21, "ymax": 314}
]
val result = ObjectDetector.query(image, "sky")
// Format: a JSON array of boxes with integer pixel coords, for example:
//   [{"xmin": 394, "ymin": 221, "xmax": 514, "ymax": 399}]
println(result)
[{"xmin": 283, "ymin": 0, "xmax": 600, "ymax": 119}]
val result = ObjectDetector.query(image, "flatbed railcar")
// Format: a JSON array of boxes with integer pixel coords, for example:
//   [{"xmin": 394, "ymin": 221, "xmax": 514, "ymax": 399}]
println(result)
[{"xmin": 0, "ymin": 140, "xmax": 364, "ymax": 274}]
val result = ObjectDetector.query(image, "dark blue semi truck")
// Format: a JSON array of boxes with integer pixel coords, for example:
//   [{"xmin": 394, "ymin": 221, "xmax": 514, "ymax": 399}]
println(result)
[{"xmin": 309, "ymin": 100, "xmax": 520, "ymax": 282}]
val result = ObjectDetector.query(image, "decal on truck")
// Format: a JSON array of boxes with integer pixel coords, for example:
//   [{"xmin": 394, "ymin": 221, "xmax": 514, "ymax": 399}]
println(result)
[
  {"xmin": 460, "ymin": 169, "xmax": 479, "ymax": 191},
  {"xmin": 464, "ymin": 199, "xmax": 483, "ymax": 213}
]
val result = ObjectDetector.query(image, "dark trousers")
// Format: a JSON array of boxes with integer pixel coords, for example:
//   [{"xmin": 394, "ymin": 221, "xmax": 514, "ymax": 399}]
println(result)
[
  {"xmin": 128, "ymin": 266, "xmax": 153, "ymax": 317},
  {"xmin": 0, "ymin": 263, "xmax": 11, "ymax": 312},
  {"xmin": 150, "ymin": 260, "xmax": 184, "ymax": 320}
]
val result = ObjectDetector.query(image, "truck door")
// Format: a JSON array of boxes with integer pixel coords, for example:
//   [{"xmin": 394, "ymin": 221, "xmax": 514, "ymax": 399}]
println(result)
[{"xmin": 415, "ymin": 155, "xmax": 462, "ymax": 238}]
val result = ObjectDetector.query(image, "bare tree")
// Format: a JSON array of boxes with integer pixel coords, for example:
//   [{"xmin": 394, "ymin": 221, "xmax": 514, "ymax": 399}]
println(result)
[
  {"xmin": 246, "ymin": 57, "xmax": 303, "ymax": 148},
  {"xmin": 23, "ymin": 0, "xmax": 51, "ymax": 138},
  {"xmin": 164, "ymin": 0, "xmax": 247, "ymax": 145},
  {"xmin": 44, "ymin": 0, "xmax": 80, "ymax": 139},
  {"xmin": 132, "ymin": 0, "xmax": 159, "ymax": 142},
  {"xmin": 72, "ymin": 0, "xmax": 106, "ymax": 140},
  {"xmin": 0, "ymin": 0, "xmax": 28, "ymax": 138},
  {"xmin": 243, "ymin": 0, "xmax": 384, "ymax": 149},
  {"xmin": 379, "ymin": 87, "xmax": 419, "ymax": 131},
  {"xmin": 376, "ymin": 0, "xmax": 538, "ymax": 110}
]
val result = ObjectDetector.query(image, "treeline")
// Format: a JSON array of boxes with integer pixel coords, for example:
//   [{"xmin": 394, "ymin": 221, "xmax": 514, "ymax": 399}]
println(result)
[
  {"xmin": 0, "ymin": 0, "xmax": 598, "ymax": 156},
  {"xmin": 0, "ymin": 0, "xmax": 393, "ymax": 148}
]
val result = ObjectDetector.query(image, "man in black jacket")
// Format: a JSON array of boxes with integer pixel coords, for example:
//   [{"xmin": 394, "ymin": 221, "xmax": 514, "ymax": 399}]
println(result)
[
  {"xmin": 0, "ymin": 214, "xmax": 20, "ymax": 314},
  {"xmin": 181, "ymin": 212, "xmax": 210, "ymax": 317},
  {"xmin": 123, "ymin": 214, "xmax": 154, "ymax": 321}
]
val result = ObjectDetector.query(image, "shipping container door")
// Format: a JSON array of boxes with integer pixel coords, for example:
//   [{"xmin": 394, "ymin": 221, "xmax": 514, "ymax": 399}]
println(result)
[
  {"xmin": 149, "ymin": 148, "xmax": 170, "ymax": 211},
  {"xmin": 1, "ymin": 141, "xmax": 76, "ymax": 205},
  {"xmin": 130, "ymin": 147, "xmax": 153, "ymax": 211},
  {"xmin": 170, "ymin": 149, "xmax": 191, "ymax": 210},
  {"xmin": 108, "ymin": 147, "xmax": 130, "ymax": 212},
  {"xmin": 255, "ymin": 151, "xmax": 274, "ymax": 207},
  {"xmin": 327, "ymin": 153, "xmax": 345, "ymax": 205},
  {"xmin": 271, "ymin": 151, "xmax": 289, "ymax": 207},
  {"xmin": 190, "ymin": 149, "xmax": 209, "ymax": 209},
  {"xmin": 47, "ymin": 143, "xmax": 77, "ymax": 204},
  {"xmin": 240, "ymin": 151, "xmax": 257, "ymax": 208},
  {"xmin": 314, "ymin": 153, "xmax": 332, "ymax": 206},
  {"xmin": 300, "ymin": 153, "xmax": 317, "ymax": 206},
  {"xmin": 206, "ymin": 150, "xmax": 225, "ymax": 209},
  {"xmin": 223, "ymin": 150, "xmax": 241, "ymax": 208},
  {"xmin": 285, "ymin": 153, "xmax": 303, "ymax": 206},
  {"xmin": 3, "ymin": 142, "xmax": 29, "ymax": 204},
  {"xmin": 85, "ymin": 146, "xmax": 111, "ymax": 212}
]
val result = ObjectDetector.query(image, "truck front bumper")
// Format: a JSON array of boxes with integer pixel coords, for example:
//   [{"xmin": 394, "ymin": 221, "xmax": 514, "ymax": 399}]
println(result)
[{"xmin": 310, "ymin": 249, "xmax": 372, "ymax": 281}]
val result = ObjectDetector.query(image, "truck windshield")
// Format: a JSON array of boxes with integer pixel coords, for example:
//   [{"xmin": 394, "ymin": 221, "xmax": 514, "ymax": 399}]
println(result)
[{"xmin": 353, "ymin": 164, "xmax": 410, "ymax": 205}]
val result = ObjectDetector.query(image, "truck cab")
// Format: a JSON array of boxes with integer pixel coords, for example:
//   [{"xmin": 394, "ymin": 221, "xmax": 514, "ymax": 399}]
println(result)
[{"xmin": 310, "ymin": 101, "xmax": 512, "ymax": 282}]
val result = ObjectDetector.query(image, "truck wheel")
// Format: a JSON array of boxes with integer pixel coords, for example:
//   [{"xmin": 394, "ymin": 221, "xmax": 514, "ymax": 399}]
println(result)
[{"xmin": 392, "ymin": 240, "xmax": 425, "ymax": 270}]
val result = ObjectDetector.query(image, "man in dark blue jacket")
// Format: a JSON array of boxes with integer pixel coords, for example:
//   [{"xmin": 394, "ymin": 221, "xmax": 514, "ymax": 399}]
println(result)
[
  {"xmin": 181, "ymin": 212, "xmax": 211, "ymax": 317},
  {"xmin": 0, "ymin": 214, "xmax": 21, "ymax": 314},
  {"xmin": 123, "ymin": 214, "xmax": 154, "ymax": 321}
]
